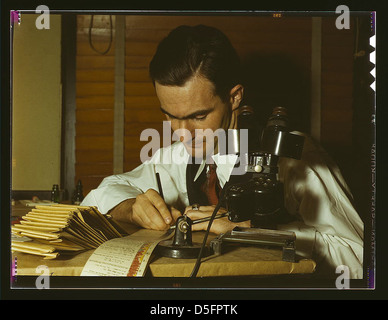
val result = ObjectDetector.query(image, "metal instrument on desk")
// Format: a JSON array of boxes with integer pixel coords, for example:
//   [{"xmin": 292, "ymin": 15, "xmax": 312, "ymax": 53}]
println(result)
[
  {"xmin": 210, "ymin": 227, "xmax": 296, "ymax": 262},
  {"xmin": 157, "ymin": 214, "xmax": 207, "ymax": 259},
  {"xmin": 158, "ymin": 212, "xmax": 296, "ymax": 262},
  {"xmin": 157, "ymin": 212, "xmax": 228, "ymax": 259},
  {"xmin": 168, "ymin": 212, "xmax": 228, "ymax": 230}
]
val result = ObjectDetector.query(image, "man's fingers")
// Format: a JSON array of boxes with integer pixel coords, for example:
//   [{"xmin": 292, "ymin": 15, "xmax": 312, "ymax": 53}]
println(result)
[
  {"xmin": 145, "ymin": 189, "xmax": 173, "ymax": 225},
  {"xmin": 184, "ymin": 205, "xmax": 227, "ymax": 220},
  {"xmin": 191, "ymin": 221, "xmax": 207, "ymax": 231},
  {"xmin": 183, "ymin": 205, "xmax": 207, "ymax": 216},
  {"xmin": 185, "ymin": 210, "xmax": 208, "ymax": 221},
  {"xmin": 132, "ymin": 190, "xmax": 185, "ymax": 231},
  {"xmin": 171, "ymin": 207, "xmax": 182, "ymax": 222},
  {"xmin": 134, "ymin": 192, "xmax": 169, "ymax": 230}
]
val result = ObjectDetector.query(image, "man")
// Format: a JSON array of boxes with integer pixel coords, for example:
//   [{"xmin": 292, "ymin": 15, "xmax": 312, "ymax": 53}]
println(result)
[{"xmin": 81, "ymin": 25, "xmax": 364, "ymax": 278}]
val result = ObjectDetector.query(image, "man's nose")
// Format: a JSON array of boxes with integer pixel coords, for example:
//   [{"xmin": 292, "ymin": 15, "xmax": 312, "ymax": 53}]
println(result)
[{"xmin": 174, "ymin": 120, "xmax": 194, "ymax": 142}]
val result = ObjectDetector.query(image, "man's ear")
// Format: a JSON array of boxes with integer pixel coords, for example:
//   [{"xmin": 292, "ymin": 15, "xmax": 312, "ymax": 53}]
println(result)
[{"xmin": 229, "ymin": 84, "xmax": 244, "ymax": 111}]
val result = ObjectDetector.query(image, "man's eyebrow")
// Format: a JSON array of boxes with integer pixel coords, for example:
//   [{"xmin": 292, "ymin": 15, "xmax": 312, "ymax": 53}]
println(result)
[{"xmin": 160, "ymin": 106, "xmax": 214, "ymax": 120}]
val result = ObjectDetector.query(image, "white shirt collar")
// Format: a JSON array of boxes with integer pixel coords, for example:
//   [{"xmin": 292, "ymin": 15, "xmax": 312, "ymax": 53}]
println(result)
[
  {"xmin": 153, "ymin": 141, "xmax": 239, "ymax": 186},
  {"xmin": 193, "ymin": 153, "xmax": 239, "ymax": 187}
]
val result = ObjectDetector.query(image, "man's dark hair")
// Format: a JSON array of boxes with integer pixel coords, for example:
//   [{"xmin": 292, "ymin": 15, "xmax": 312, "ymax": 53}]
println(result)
[{"xmin": 149, "ymin": 25, "xmax": 241, "ymax": 102}]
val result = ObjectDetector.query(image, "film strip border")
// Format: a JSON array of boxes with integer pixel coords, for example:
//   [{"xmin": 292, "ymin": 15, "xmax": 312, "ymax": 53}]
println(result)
[
  {"xmin": 368, "ymin": 11, "xmax": 376, "ymax": 290},
  {"xmin": 369, "ymin": 12, "xmax": 376, "ymax": 92},
  {"xmin": 11, "ymin": 257, "xmax": 17, "ymax": 284},
  {"xmin": 10, "ymin": 10, "xmax": 21, "ymax": 26}
]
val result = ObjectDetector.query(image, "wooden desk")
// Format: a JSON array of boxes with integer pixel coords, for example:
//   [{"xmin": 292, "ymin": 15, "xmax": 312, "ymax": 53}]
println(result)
[
  {"xmin": 11, "ymin": 203, "xmax": 315, "ymax": 278},
  {"xmin": 12, "ymin": 229, "xmax": 315, "ymax": 278}
]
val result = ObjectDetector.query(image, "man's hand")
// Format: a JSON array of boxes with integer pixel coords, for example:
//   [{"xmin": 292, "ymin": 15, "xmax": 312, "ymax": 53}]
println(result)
[
  {"xmin": 109, "ymin": 189, "xmax": 181, "ymax": 230},
  {"xmin": 184, "ymin": 205, "xmax": 251, "ymax": 235}
]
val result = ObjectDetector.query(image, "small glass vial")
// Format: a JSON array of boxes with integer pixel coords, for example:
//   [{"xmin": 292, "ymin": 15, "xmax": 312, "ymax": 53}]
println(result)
[
  {"xmin": 51, "ymin": 184, "xmax": 60, "ymax": 203},
  {"xmin": 72, "ymin": 180, "xmax": 84, "ymax": 205}
]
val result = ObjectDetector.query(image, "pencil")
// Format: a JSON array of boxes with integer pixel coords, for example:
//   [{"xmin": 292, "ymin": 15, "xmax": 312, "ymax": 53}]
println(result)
[{"xmin": 156, "ymin": 172, "xmax": 164, "ymax": 200}]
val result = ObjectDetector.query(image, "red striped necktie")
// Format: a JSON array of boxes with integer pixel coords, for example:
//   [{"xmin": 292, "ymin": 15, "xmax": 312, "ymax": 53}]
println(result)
[{"xmin": 202, "ymin": 164, "xmax": 220, "ymax": 205}]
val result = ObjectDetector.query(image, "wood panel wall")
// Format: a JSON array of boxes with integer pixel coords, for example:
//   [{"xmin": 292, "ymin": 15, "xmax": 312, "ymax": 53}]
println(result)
[
  {"xmin": 76, "ymin": 15, "xmax": 116, "ymax": 194},
  {"xmin": 75, "ymin": 14, "xmax": 354, "ymax": 195},
  {"xmin": 320, "ymin": 16, "xmax": 355, "ymax": 183},
  {"xmin": 321, "ymin": 16, "xmax": 354, "ymax": 147}
]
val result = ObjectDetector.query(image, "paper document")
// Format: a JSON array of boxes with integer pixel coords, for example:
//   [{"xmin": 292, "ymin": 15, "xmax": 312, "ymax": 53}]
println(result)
[
  {"xmin": 81, "ymin": 229, "xmax": 173, "ymax": 277},
  {"xmin": 12, "ymin": 204, "xmax": 124, "ymax": 258}
]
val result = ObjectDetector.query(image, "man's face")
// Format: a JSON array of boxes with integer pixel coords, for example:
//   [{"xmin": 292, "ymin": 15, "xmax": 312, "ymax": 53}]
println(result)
[{"xmin": 155, "ymin": 76, "xmax": 242, "ymax": 160}]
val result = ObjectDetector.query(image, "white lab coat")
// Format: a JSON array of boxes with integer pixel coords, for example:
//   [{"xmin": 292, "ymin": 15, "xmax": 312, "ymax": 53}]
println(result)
[{"xmin": 82, "ymin": 135, "xmax": 364, "ymax": 279}]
